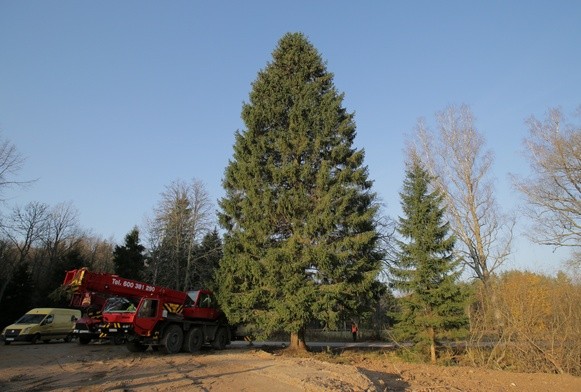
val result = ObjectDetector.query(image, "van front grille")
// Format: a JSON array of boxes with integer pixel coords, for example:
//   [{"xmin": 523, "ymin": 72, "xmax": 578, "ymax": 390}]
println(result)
[{"xmin": 4, "ymin": 329, "xmax": 22, "ymax": 338}]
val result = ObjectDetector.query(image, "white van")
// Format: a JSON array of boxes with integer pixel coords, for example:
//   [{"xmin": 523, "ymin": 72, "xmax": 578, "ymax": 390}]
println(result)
[{"xmin": 1, "ymin": 308, "xmax": 81, "ymax": 345}]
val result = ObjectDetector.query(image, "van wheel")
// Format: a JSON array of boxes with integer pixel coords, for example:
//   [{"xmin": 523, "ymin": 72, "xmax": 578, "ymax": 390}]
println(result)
[
  {"xmin": 212, "ymin": 328, "xmax": 228, "ymax": 350},
  {"xmin": 183, "ymin": 328, "xmax": 203, "ymax": 353},
  {"xmin": 4, "ymin": 341, "xmax": 10, "ymax": 345},
  {"xmin": 31, "ymin": 334, "xmax": 40, "ymax": 344},
  {"xmin": 42, "ymin": 339, "xmax": 50, "ymax": 344},
  {"xmin": 64, "ymin": 334, "xmax": 72, "ymax": 343},
  {"xmin": 160, "ymin": 324, "xmax": 183, "ymax": 354}
]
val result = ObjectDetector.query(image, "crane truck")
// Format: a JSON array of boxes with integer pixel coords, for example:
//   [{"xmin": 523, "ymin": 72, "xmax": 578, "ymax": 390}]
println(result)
[{"xmin": 62, "ymin": 268, "xmax": 231, "ymax": 354}]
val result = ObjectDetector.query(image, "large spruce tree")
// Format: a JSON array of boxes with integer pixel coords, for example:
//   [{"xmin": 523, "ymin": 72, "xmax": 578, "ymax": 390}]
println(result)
[
  {"xmin": 391, "ymin": 159, "xmax": 469, "ymax": 363},
  {"xmin": 218, "ymin": 33, "xmax": 382, "ymax": 350}
]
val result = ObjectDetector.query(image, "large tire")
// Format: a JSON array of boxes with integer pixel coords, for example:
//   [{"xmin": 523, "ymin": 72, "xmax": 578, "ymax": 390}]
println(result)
[
  {"xmin": 182, "ymin": 328, "xmax": 203, "ymax": 353},
  {"xmin": 31, "ymin": 334, "xmax": 40, "ymax": 344},
  {"xmin": 4, "ymin": 341, "xmax": 11, "ymax": 345},
  {"xmin": 212, "ymin": 327, "xmax": 228, "ymax": 350},
  {"xmin": 112, "ymin": 335, "xmax": 125, "ymax": 345},
  {"xmin": 78, "ymin": 336, "xmax": 91, "ymax": 345},
  {"xmin": 126, "ymin": 340, "xmax": 148, "ymax": 352},
  {"xmin": 160, "ymin": 324, "xmax": 184, "ymax": 354}
]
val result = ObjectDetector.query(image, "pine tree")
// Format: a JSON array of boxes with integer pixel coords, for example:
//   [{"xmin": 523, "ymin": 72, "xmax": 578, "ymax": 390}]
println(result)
[
  {"xmin": 391, "ymin": 159, "xmax": 469, "ymax": 363},
  {"xmin": 218, "ymin": 32, "xmax": 382, "ymax": 350},
  {"xmin": 113, "ymin": 227, "xmax": 145, "ymax": 280}
]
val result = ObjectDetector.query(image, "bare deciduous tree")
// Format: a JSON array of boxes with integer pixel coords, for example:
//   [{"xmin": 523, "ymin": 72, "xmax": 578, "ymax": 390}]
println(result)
[
  {"xmin": 374, "ymin": 203, "xmax": 397, "ymax": 280},
  {"xmin": 409, "ymin": 104, "xmax": 515, "ymax": 285},
  {"xmin": 145, "ymin": 179, "xmax": 214, "ymax": 290},
  {"xmin": 43, "ymin": 202, "xmax": 81, "ymax": 259},
  {"xmin": 513, "ymin": 106, "xmax": 580, "ymax": 256},
  {"xmin": 32, "ymin": 201, "xmax": 82, "ymax": 284},
  {"xmin": 0, "ymin": 201, "xmax": 49, "ymax": 303},
  {"xmin": 0, "ymin": 133, "xmax": 35, "ymax": 203},
  {"xmin": 183, "ymin": 180, "xmax": 214, "ymax": 288},
  {"xmin": 80, "ymin": 235, "xmax": 115, "ymax": 272}
]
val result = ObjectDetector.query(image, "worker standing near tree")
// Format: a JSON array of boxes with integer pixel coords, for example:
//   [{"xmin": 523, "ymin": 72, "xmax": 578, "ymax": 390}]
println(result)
[{"xmin": 351, "ymin": 322, "xmax": 358, "ymax": 342}]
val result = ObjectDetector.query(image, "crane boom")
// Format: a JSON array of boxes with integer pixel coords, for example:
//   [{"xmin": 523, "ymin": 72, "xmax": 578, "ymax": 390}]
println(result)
[{"xmin": 63, "ymin": 268, "xmax": 187, "ymax": 305}]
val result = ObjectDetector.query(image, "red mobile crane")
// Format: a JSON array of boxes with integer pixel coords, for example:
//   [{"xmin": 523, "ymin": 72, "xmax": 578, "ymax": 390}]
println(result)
[{"xmin": 62, "ymin": 268, "xmax": 231, "ymax": 354}]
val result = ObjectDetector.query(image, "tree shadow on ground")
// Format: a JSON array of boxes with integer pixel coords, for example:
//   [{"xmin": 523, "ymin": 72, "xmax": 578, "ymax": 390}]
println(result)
[
  {"xmin": 259, "ymin": 345, "xmax": 411, "ymax": 391},
  {"xmin": 357, "ymin": 368, "xmax": 410, "ymax": 392}
]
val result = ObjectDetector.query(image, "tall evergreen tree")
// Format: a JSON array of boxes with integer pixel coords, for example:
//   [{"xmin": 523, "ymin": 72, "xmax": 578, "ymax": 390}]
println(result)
[
  {"xmin": 113, "ymin": 227, "xmax": 145, "ymax": 280},
  {"xmin": 218, "ymin": 33, "xmax": 382, "ymax": 350},
  {"xmin": 193, "ymin": 229, "xmax": 222, "ymax": 292},
  {"xmin": 391, "ymin": 159, "xmax": 469, "ymax": 363}
]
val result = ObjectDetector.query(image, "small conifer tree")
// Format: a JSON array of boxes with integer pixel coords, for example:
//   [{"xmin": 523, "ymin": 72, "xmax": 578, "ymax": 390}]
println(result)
[{"xmin": 391, "ymin": 159, "xmax": 469, "ymax": 363}]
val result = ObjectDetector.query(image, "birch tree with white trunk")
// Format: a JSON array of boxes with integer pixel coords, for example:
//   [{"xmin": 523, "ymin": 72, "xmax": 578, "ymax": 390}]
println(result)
[
  {"xmin": 410, "ymin": 104, "xmax": 515, "ymax": 285},
  {"xmin": 513, "ymin": 106, "xmax": 580, "ymax": 265}
]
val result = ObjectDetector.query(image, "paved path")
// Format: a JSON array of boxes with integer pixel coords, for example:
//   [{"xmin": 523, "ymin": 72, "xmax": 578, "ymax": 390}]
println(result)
[{"xmin": 230, "ymin": 340, "xmax": 399, "ymax": 350}]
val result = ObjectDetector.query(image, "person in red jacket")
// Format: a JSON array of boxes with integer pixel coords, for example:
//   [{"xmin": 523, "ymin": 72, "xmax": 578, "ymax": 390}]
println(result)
[{"xmin": 351, "ymin": 322, "xmax": 358, "ymax": 342}]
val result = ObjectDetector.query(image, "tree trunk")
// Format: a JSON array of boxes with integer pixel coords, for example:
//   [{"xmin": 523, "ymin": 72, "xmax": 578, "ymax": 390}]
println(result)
[
  {"xmin": 0, "ymin": 278, "xmax": 10, "ymax": 305},
  {"xmin": 429, "ymin": 327, "xmax": 437, "ymax": 364},
  {"xmin": 288, "ymin": 328, "xmax": 308, "ymax": 351},
  {"xmin": 183, "ymin": 237, "xmax": 194, "ymax": 290}
]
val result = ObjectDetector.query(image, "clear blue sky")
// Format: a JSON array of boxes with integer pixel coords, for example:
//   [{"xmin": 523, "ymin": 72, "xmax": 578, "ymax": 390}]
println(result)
[{"xmin": 1, "ymin": 1, "xmax": 579, "ymax": 274}]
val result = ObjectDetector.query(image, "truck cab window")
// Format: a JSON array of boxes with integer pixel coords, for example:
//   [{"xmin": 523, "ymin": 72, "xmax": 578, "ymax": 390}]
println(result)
[
  {"xmin": 138, "ymin": 299, "xmax": 157, "ymax": 318},
  {"xmin": 185, "ymin": 291, "xmax": 198, "ymax": 307},
  {"xmin": 199, "ymin": 293, "xmax": 211, "ymax": 308}
]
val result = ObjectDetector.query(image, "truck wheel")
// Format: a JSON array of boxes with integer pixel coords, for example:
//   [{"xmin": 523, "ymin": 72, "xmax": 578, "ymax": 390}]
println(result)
[
  {"xmin": 112, "ymin": 336, "xmax": 125, "ymax": 345},
  {"xmin": 160, "ymin": 324, "xmax": 183, "ymax": 354},
  {"xmin": 212, "ymin": 327, "xmax": 228, "ymax": 350},
  {"xmin": 4, "ymin": 341, "xmax": 11, "ymax": 345},
  {"xmin": 126, "ymin": 340, "xmax": 148, "ymax": 352},
  {"xmin": 183, "ymin": 328, "xmax": 203, "ymax": 353},
  {"xmin": 78, "ymin": 336, "xmax": 91, "ymax": 345}
]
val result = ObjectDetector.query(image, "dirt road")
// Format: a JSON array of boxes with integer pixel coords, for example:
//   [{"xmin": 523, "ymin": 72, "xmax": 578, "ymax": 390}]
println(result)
[
  {"xmin": 1, "ymin": 340, "xmax": 580, "ymax": 391},
  {"xmin": 0, "ymin": 341, "xmax": 373, "ymax": 391}
]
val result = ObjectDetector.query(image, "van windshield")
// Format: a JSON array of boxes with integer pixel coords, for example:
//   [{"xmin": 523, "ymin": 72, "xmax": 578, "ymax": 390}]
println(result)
[{"xmin": 16, "ymin": 314, "xmax": 46, "ymax": 324}]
